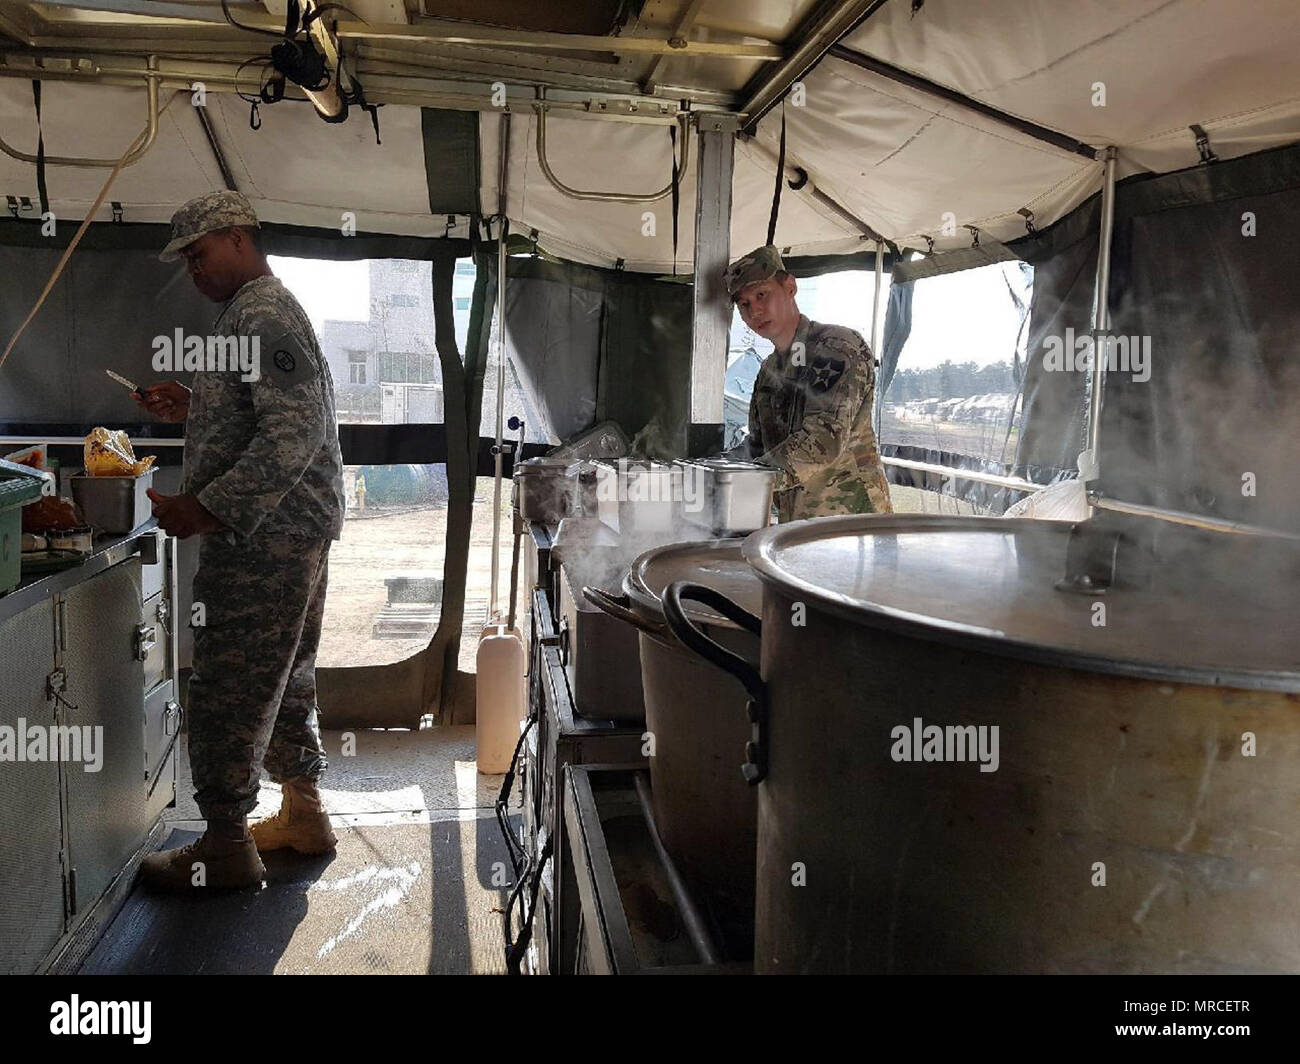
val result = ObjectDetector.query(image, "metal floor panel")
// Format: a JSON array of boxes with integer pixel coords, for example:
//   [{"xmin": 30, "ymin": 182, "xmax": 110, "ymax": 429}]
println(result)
[
  {"xmin": 80, "ymin": 724, "xmax": 521, "ymax": 974},
  {"xmin": 168, "ymin": 725, "xmax": 505, "ymax": 823},
  {"xmin": 78, "ymin": 818, "xmax": 514, "ymax": 975}
]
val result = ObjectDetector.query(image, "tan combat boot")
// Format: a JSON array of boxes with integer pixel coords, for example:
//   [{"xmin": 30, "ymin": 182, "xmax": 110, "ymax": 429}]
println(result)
[
  {"xmin": 250, "ymin": 779, "xmax": 338, "ymax": 855},
  {"xmin": 139, "ymin": 819, "xmax": 265, "ymax": 891}
]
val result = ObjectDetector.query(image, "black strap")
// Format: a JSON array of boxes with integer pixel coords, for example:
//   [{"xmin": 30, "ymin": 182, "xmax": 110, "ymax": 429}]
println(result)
[
  {"xmin": 363, "ymin": 101, "xmax": 381, "ymax": 144},
  {"xmin": 669, "ymin": 121, "xmax": 680, "ymax": 275},
  {"xmin": 31, "ymin": 81, "xmax": 49, "ymax": 219},
  {"xmin": 766, "ymin": 99, "xmax": 787, "ymax": 247}
]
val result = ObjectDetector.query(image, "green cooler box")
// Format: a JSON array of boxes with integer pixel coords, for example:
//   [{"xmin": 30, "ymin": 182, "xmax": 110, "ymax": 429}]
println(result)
[{"xmin": 0, "ymin": 457, "xmax": 51, "ymax": 594}]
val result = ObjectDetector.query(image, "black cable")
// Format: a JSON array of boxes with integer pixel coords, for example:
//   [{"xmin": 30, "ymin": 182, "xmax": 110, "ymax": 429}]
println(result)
[
  {"xmin": 494, "ymin": 716, "xmax": 534, "ymax": 872},
  {"xmin": 303, "ymin": 3, "xmax": 367, "ymax": 27},
  {"xmin": 31, "ymin": 81, "xmax": 48, "ymax": 220},
  {"xmin": 221, "ymin": 0, "xmax": 285, "ymax": 39},
  {"xmin": 505, "ymin": 836, "xmax": 553, "ymax": 975},
  {"xmin": 231, "ymin": 56, "xmax": 275, "ymax": 103},
  {"xmin": 766, "ymin": 99, "xmax": 787, "ymax": 247},
  {"xmin": 670, "ymin": 121, "xmax": 680, "ymax": 277}
]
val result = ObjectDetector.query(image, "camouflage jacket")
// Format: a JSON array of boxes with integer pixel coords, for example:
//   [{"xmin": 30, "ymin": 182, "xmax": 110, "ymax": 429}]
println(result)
[
  {"xmin": 184, "ymin": 275, "xmax": 345, "ymax": 540},
  {"xmin": 727, "ymin": 315, "xmax": 892, "ymax": 522}
]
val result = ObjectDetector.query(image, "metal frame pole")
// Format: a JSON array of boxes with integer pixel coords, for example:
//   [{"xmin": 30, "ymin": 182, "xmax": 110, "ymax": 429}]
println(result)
[
  {"xmin": 690, "ymin": 119, "xmax": 736, "ymax": 430},
  {"xmin": 870, "ymin": 239, "xmax": 884, "ymax": 439},
  {"xmin": 1082, "ymin": 146, "xmax": 1118, "ymax": 482},
  {"xmin": 489, "ymin": 112, "xmax": 511, "ymax": 619}
]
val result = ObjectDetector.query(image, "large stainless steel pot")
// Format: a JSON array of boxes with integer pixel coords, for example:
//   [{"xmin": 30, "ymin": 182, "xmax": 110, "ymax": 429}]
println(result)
[
  {"xmin": 583, "ymin": 539, "xmax": 764, "ymax": 958},
  {"xmin": 663, "ymin": 514, "xmax": 1300, "ymax": 974}
]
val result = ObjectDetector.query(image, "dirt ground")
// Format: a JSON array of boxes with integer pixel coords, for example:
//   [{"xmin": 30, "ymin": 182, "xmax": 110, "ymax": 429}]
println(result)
[{"xmin": 317, "ymin": 479, "xmax": 514, "ymax": 672}]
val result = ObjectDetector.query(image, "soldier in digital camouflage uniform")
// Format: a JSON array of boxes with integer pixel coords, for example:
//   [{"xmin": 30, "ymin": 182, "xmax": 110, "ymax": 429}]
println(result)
[
  {"xmin": 136, "ymin": 191, "xmax": 346, "ymax": 891},
  {"xmin": 723, "ymin": 245, "xmax": 892, "ymax": 522}
]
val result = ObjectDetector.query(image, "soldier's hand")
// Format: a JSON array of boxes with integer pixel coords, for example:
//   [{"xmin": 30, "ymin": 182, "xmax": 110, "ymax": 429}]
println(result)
[
  {"xmin": 134, "ymin": 381, "xmax": 191, "ymax": 423},
  {"xmin": 146, "ymin": 489, "xmax": 225, "ymax": 538}
]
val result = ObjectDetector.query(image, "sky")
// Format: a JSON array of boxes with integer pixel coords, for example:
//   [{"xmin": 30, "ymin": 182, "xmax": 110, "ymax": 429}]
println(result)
[
  {"xmin": 269, "ymin": 255, "xmax": 369, "ymax": 333},
  {"xmin": 733, "ymin": 262, "xmax": 1030, "ymax": 370}
]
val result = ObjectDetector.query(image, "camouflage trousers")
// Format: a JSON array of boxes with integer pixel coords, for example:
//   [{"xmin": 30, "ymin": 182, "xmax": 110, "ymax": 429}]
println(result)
[{"xmin": 187, "ymin": 529, "xmax": 331, "ymax": 822}]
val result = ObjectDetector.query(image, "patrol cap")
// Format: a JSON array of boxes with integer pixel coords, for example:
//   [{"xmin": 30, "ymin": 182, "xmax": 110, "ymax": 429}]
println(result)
[
  {"xmin": 722, "ymin": 244, "xmax": 787, "ymax": 299},
  {"xmin": 160, "ymin": 190, "xmax": 260, "ymax": 262}
]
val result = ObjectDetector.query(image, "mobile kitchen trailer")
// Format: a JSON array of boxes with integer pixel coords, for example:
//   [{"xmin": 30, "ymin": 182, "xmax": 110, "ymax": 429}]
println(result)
[{"xmin": 1, "ymin": 0, "xmax": 1299, "ymax": 979}]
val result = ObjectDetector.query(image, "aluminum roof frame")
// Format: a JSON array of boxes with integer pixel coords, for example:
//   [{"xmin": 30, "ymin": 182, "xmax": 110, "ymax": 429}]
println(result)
[{"xmin": 0, "ymin": 0, "xmax": 795, "ymax": 109}]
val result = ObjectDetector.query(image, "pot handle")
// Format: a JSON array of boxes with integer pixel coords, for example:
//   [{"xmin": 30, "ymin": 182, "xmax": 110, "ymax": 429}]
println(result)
[
  {"xmin": 581, "ymin": 585, "xmax": 669, "ymax": 639},
  {"xmin": 663, "ymin": 581, "xmax": 768, "ymax": 784}
]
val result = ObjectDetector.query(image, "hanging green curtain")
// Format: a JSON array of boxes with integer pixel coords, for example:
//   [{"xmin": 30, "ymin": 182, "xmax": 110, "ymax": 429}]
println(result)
[{"xmin": 421, "ymin": 236, "xmax": 496, "ymax": 720}]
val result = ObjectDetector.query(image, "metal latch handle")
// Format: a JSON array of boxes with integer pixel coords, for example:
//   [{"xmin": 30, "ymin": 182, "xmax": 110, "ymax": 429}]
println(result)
[{"xmin": 135, "ymin": 623, "xmax": 157, "ymax": 660}]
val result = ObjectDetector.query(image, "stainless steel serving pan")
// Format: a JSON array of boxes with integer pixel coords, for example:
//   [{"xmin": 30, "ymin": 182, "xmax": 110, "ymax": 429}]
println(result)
[{"xmin": 674, "ymin": 458, "xmax": 776, "ymax": 537}]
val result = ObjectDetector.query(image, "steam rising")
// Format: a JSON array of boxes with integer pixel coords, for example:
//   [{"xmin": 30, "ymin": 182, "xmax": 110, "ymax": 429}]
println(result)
[{"xmin": 552, "ymin": 461, "xmax": 745, "ymax": 601}]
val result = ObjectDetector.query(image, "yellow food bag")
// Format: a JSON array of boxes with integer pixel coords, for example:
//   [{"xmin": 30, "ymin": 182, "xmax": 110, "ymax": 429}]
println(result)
[{"xmin": 84, "ymin": 427, "xmax": 157, "ymax": 477}]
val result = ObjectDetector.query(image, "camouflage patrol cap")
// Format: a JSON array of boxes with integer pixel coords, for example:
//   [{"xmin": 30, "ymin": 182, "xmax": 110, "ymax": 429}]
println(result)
[
  {"xmin": 160, "ymin": 190, "xmax": 260, "ymax": 262},
  {"xmin": 722, "ymin": 244, "xmax": 787, "ymax": 298}
]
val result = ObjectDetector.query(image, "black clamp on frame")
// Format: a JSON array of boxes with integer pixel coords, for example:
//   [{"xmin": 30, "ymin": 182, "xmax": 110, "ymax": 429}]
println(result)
[{"xmin": 1189, "ymin": 123, "xmax": 1218, "ymax": 164}]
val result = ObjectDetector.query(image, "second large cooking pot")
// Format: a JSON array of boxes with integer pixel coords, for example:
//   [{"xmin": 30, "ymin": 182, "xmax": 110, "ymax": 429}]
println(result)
[
  {"xmin": 663, "ymin": 514, "xmax": 1300, "ymax": 974},
  {"xmin": 584, "ymin": 538, "xmax": 763, "ymax": 958}
]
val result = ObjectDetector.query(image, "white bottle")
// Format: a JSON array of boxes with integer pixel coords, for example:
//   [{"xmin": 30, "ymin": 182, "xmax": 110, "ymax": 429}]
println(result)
[{"xmin": 475, "ymin": 618, "xmax": 526, "ymax": 774}]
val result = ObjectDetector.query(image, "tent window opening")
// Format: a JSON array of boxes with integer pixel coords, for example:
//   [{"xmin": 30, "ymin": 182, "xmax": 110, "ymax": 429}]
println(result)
[
  {"xmin": 269, "ymin": 254, "xmax": 475, "ymax": 423},
  {"xmin": 268, "ymin": 254, "xmax": 464, "ymax": 670},
  {"xmin": 881, "ymin": 261, "xmax": 1033, "ymax": 515}
]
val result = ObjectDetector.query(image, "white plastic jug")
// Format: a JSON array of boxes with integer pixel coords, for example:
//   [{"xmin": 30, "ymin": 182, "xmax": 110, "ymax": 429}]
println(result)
[{"xmin": 475, "ymin": 618, "xmax": 526, "ymax": 774}]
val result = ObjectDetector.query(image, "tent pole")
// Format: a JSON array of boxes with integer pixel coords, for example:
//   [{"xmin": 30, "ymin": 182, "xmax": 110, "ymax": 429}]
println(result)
[
  {"xmin": 489, "ymin": 113, "xmax": 511, "ymax": 619},
  {"xmin": 690, "ymin": 118, "xmax": 736, "ymax": 438},
  {"xmin": 1083, "ymin": 146, "xmax": 1118, "ymax": 487},
  {"xmin": 740, "ymin": 0, "xmax": 891, "ymax": 132},
  {"xmin": 828, "ymin": 47, "xmax": 1101, "ymax": 161},
  {"xmin": 870, "ymin": 240, "xmax": 884, "ymax": 440}
]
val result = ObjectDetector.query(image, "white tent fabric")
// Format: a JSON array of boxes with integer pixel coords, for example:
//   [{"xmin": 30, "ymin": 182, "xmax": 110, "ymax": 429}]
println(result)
[{"xmin": 2, "ymin": 0, "xmax": 1300, "ymax": 267}]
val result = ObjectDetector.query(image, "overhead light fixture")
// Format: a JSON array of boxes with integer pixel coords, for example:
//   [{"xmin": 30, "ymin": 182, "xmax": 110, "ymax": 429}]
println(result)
[{"xmin": 223, "ymin": 0, "xmax": 381, "ymax": 140}]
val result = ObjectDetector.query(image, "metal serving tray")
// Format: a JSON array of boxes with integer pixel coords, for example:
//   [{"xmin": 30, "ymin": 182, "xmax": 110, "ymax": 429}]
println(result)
[
  {"xmin": 69, "ymin": 470, "xmax": 154, "ymax": 535},
  {"xmin": 675, "ymin": 458, "xmax": 776, "ymax": 537}
]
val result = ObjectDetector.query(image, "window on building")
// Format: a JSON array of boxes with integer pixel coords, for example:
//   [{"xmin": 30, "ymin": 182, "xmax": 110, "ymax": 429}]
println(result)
[{"xmin": 389, "ymin": 293, "xmax": 419, "ymax": 308}]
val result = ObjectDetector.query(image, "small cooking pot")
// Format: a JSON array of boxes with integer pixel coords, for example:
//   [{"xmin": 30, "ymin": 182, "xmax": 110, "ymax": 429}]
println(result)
[{"xmin": 583, "ymin": 538, "xmax": 764, "ymax": 957}]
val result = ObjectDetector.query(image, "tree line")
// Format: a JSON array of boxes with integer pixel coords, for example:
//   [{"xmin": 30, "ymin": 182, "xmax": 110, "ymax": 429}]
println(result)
[{"xmin": 887, "ymin": 360, "xmax": 1016, "ymax": 402}]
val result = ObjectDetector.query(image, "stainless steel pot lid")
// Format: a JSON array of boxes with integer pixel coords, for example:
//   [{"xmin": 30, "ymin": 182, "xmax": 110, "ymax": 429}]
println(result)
[
  {"xmin": 514, "ymin": 457, "xmax": 575, "ymax": 475},
  {"xmin": 743, "ymin": 514, "xmax": 1300, "ymax": 690},
  {"xmin": 626, "ymin": 539, "xmax": 764, "ymax": 628}
]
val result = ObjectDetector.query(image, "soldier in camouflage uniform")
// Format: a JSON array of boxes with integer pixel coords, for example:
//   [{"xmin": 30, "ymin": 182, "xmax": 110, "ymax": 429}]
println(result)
[
  {"xmin": 723, "ymin": 245, "xmax": 892, "ymax": 522},
  {"xmin": 136, "ymin": 191, "xmax": 345, "ymax": 891}
]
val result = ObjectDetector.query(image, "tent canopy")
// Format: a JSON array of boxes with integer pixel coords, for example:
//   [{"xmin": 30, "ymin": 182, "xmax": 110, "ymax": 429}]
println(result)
[{"xmin": 0, "ymin": 0, "xmax": 1298, "ymax": 268}]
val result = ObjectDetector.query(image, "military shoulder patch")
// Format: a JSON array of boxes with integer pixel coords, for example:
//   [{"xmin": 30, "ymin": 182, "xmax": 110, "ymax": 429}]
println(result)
[
  {"xmin": 246, "ymin": 325, "xmax": 316, "ymax": 389},
  {"xmin": 807, "ymin": 355, "xmax": 846, "ymax": 393}
]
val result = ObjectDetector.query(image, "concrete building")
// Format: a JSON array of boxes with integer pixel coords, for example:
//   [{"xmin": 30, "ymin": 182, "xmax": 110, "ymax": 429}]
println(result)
[{"xmin": 321, "ymin": 259, "xmax": 476, "ymax": 423}]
